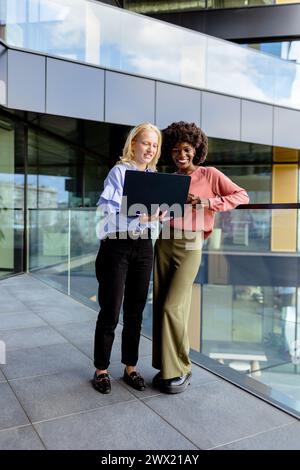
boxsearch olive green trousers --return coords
[152,230,202,379]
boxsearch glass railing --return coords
[28,205,300,417]
[1,0,300,109]
[196,205,300,417]
[28,208,99,305]
[204,204,300,253]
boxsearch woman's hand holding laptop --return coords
[139,207,169,224]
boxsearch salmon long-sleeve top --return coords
[170,166,249,239]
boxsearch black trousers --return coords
[94,236,153,370]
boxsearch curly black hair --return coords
[162,121,208,165]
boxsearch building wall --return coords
[1,46,300,150]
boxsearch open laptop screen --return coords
[122,170,191,217]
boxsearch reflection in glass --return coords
[0,113,24,277]
[207,209,270,252]
[214,165,272,203]
[202,284,297,371]
[120,11,206,87]
[29,208,100,303]
[245,40,300,65]
[28,130,84,208]
[70,209,99,306]
[1,0,300,108]
[208,139,273,165]
[29,209,70,293]
[206,37,276,103]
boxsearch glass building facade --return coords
[0,108,132,278]
[1,0,300,417]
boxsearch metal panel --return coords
[202,92,241,141]
[0,45,7,106]
[105,71,155,126]
[241,100,273,145]
[46,59,104,121]
[273,107,300,149]
[156,81,201,129]
[7,50,45,112]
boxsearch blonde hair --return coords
[119,123,162,171]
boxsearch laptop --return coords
[121,170,191,218]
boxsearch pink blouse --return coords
[170,166,249,239]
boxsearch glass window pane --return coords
[0,113,24,278]
[28,130,84,209]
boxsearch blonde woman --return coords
[93,123,163,394]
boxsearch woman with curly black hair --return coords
[152,121,249,394]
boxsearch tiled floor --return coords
[0,274,299,450]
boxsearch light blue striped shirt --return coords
[96,162,157,240]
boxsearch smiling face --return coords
[171,141,197,174]
[132,130,159,170]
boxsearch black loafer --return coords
[152,371,168,389]
[123,369,145,391]
[163,372,192,394]
[92,372,111,394]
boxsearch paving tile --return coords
[0,298,29,314]
[1,273,36,283]
[0,275,35,288]
[10,367,135,422]
[0,296,16,309]
[6,291,58,306]
[75,341,93,360]
[216,422,300,450]
[0,312,46,330]
[144,380,294,449]
[2,343,92,380]
[109,355,220,399]
[0,286,18,302]
[0,273,298,452]
[0,382,29,430]
[32,305,97,325]
[5,280,50,289]
[20,293,87,308]
[0,369,7,382]
[0,425,45,450]
[4,283,49,296]
[0,326,67,351]
[55,321,96,344]
[34,401,198,450]
[5,282,71,307]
